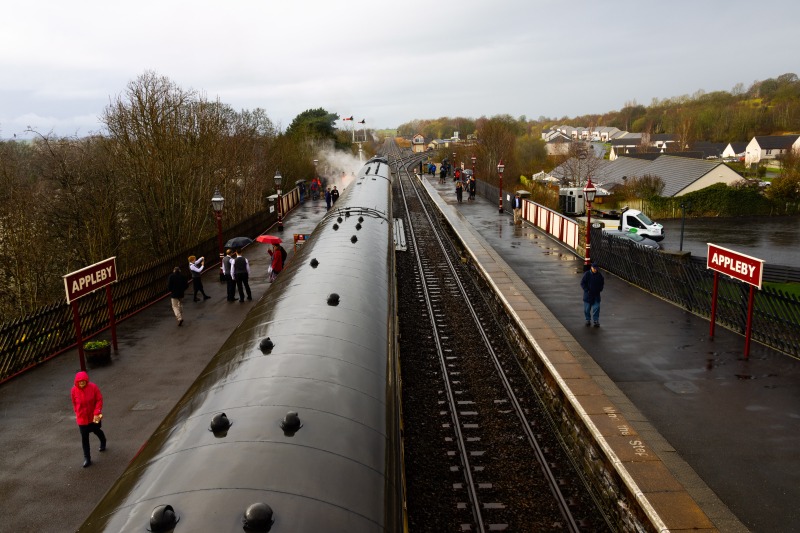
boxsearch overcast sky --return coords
[2,0,798,139]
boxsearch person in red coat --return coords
[71,371,106,468]
[268,243,284,283]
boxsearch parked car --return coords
[602,229,661,250]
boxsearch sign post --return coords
[706,244,764,359]
[64,257,119,370]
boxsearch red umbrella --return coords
[256,235,282,245]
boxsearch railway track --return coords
[385,144,608,531]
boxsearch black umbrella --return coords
[224,236,253,249]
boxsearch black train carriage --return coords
[79,156,404,532]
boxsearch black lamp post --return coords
[211,188,225,281]
[497,159,505,214]
[452,152,456,177]
[274,170,283,232]
[679,200,692,251]
[470,154,476,179]
[583,177,597,271]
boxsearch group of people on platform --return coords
[166,242,288,328]
[324,185,339,210]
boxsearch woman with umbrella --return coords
[268,243,284,282]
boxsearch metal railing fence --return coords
[0,192,298,383]
[591,229,800,358]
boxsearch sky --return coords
[2,0,798,140]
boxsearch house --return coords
[549,154,743,197]
[411,133,425,153]
[608,133,678,160]
[690,142,728,159]
[743,135,800,166]
[544,133,573,156]
[721,142,748,160]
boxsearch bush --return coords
[83,339,110,350]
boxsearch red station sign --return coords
[64,257,118,304]
[706,244,764,289]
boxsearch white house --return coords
[743,135,800,166]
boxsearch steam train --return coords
[79,156,404,532]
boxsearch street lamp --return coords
[583,177,597,271]
[497,159,505,214]
[211,188,225,281]
[274,170,283,232]
[452,152,456,177]
[679,201,692,251]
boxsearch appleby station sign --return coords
[64,257,118,303]
[63,257,119,370]
[706,244,764,289]
[706,244,765,358]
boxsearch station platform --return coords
[2,171,798,532]
[0,199,329,533]
[420,173,800,532]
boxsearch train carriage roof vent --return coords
[310,258,319,268]
[337,216,343,223]
[327,293,340,306]
[209,412,232,437]
[355,223,362,230]
[148,504,179,532]
[358,216,364,223]
[280,411,302,436]
[259,337,274,353]
[350,235,358,243]
[332,223,339,231]
[243,502,274,532]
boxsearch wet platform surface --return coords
[421,173,800,532]
[2,174,799,532]
[0,200,329,533]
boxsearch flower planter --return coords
[85,345,112,367]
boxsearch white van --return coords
[617,207,664,242]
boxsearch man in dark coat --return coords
[580,263,605,327]
[167,266,189,326]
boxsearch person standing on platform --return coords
[223,249,236,302]
[232,248,252,302]
[325,187,332,210]
[71,371,106,468]
[468,176,476,201]
[331,186,340,204]
[512,193,523,225]
[455,180,464,203]
[439,165,447,184]
[580,263,605,327]
[268,243,284,282]
[167,266,188,326]
[454,167,461,182]
[188,255,211,302]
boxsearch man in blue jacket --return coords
[580,263,605,327]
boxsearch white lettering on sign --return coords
[710,253,756,277]
[71,266,113,293]
[706,244,764,289]
[63,257,118,303]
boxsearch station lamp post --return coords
[497,159,505,214]
[274,170,284,232]
[211,188,225,281]
[471,154,476,179]
[452,151,456,176]
[583,177,597,271]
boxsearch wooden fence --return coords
[0,188,300,383]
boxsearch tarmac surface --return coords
[0,200,329,533]
[1,173,799,532]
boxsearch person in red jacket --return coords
[268,243,284,282]
[71,371,106,468]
